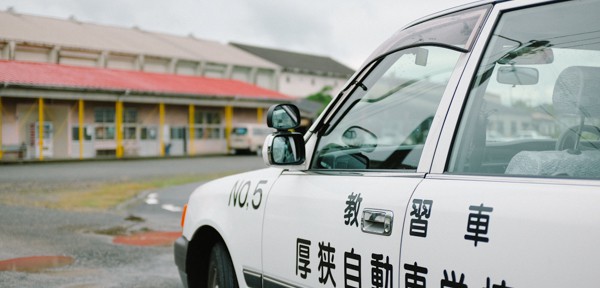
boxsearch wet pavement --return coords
[0,203,174,287]
[0,155,265,287]
[124,181,203,231]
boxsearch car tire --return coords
[207,242,238,288]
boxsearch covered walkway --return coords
[0,60,291,160]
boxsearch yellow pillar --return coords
[115,100,123,158]
[257,107,263,124]
[38,97,44,161]
[188,104,195,155]
[159,103,165,157]
[78,99,84,160]
[0,97,3,160]
[225,105,233,150]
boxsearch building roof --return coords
[230,43,354,77]
[0,10,278,69]
[0,60,291,100]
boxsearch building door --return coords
[169,126,187,156]
[71,125,94,158]
[139,126,159,156]
[29,121,53,159]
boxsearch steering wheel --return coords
[555,124,600,151]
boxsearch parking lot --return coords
[0,156,265,287]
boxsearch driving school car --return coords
[175,0,600,287]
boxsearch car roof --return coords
[403,0,500,30]
[352,0,562,81]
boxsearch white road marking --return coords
[145,193,159,205]
[161,204,183,212]
[144,192,182,212]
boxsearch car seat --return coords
[505,66,600,178]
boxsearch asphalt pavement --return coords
[125,181,204,231]
[0,155,266,288]
[0,155,266,183]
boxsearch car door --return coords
[256,7,491,288]
[401,1,600,287]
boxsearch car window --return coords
[311,46,461,170]
[232,128,248,135]
[448,0,600,179]
[308,6,491,171]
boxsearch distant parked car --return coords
[229,124,275,155]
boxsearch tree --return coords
[306,86,334,114]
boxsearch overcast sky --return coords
[0,0,473,69]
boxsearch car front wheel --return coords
[207,242,238,288]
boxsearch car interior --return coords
[449,0,600,179]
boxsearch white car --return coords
[175,1,600,287]
[230,124,276,155]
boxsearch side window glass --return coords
[312,46,461,170]
[448,0,600,179]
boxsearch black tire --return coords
[207,242,238,288]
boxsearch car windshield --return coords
[312,46,461,170]
[309,5,490,171]
[232,128,248,135]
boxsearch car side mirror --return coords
[342,126,377,152]
[265,133,305,165]
[263,104,306,167]
[267,104,300,130]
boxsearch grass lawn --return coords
[0,171,236,211]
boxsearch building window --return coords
[95,108,115,123]
[94,108,115,140]
[170,127,186,140]
[123,127,137,140]
[123,108,138,140]
[95,126,115,140]
[194,110,223,139]
[141,127,158,140]
[124,108,137,123]
[193,128,204,139]
[71,126,93,141]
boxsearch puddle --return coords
[93,226,129,236]
[124,214,145,222]
[113,231,181,246]
[0,255,75,272]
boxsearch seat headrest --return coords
[553,66,600,117]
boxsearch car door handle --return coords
[361,209,393,236]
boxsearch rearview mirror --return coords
[267,104,300,130]
[497,66,539,85]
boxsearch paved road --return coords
[126,181,204,231]
[0,155,265,183]
[0,156,266,288]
